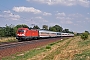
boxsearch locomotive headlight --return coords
[17,34,19,35]
[22,34,25,36]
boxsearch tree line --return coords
[0,24,81,37]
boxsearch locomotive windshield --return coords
[18,29,24,33]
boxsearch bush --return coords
[46,46,51,49]
[81,32,88,40]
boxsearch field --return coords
[2,35,90,60]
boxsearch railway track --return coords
[0,38,60,50]
[0,38,62,59]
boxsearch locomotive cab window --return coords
[18,29,24,33]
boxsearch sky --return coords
[0,0,90,33]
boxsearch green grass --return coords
[46,46,51,49]
[74,50,90,60]
[78,39,90,47]
[74,36,90,60]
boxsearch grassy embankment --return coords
[2,35,90,60]
[0,37,17,43]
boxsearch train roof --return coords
[39,30,54,32]
[38,30,62,34]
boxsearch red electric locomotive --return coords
[16,28,39,41]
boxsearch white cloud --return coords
[13,6,52,16]
[85,17,90,22]
[55,12,66,16]
[56,17,73,20]
[42,19,49,22]
[27,0,90,7]
[74,24,79,26]
[67,20,73,24]
[56,17,73,24]
[60,20,73,24]
[78,0,90,7]
[87,13,89,14]
[56,12,73,20]
[13,6,42,14]
[69,13,83,17]
[86,17,89,20]
[4,10,11,14]
[0,15,3,17]
[1,10,20,20]
[26,0,30,2]
[35,16,43,19]
[56,12,74,24]
[35,16,48,22]
[43,12,52,16]
[9,14,20,20]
